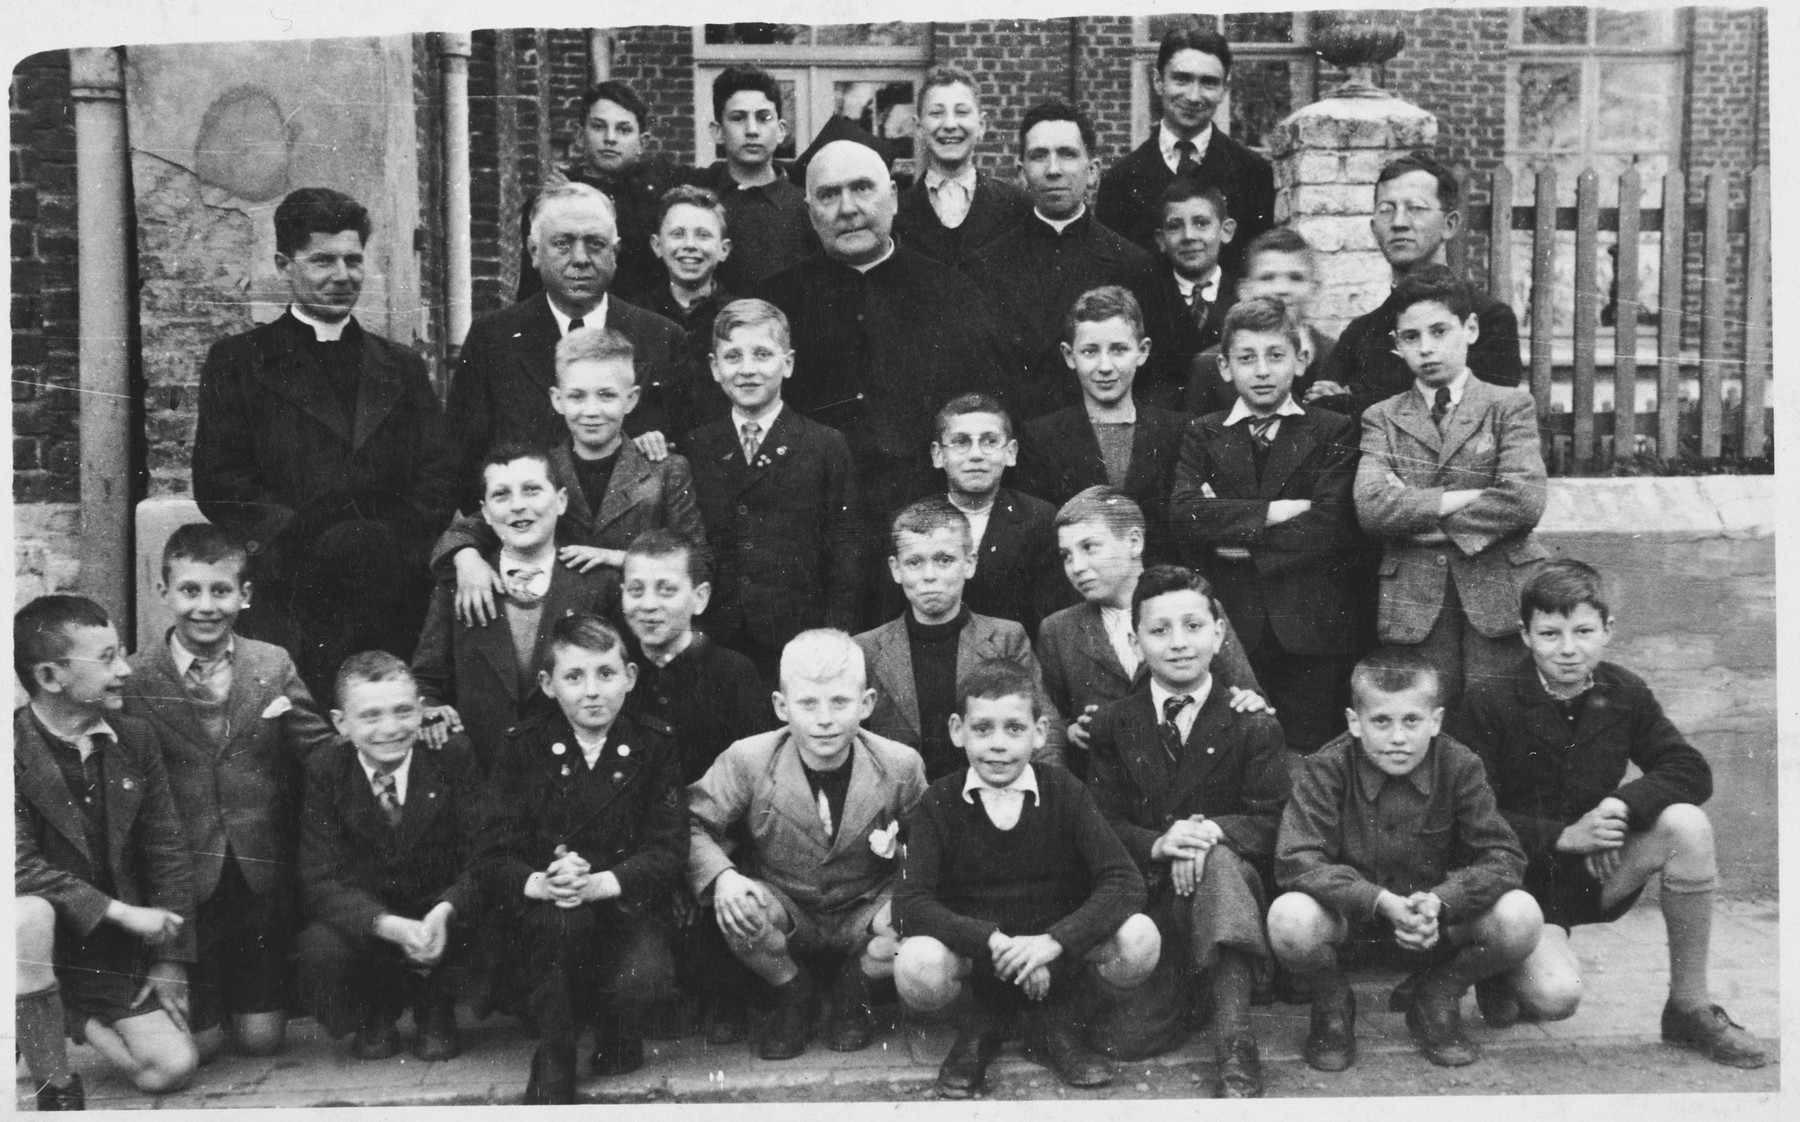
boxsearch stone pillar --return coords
[1267,95,1436,338]
[69,46,133,632]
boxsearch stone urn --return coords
[1313,17,1407,98]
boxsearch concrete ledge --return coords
[1539,475,1773,539]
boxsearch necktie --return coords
[1432,386,1452,429]
[502,565,545,607]
[741,420,763,465]
[932,177,971,229]
[816,788,834,839]
[568,315,585,334]
[1174,139,1200,179]
[1160,694,1193,766]
[373,771,402,828]
[183,655,225,705]
[1189,285,1211,332]
[1247,415,1278,451]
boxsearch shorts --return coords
[189,857,290,1031]
[54,920,154,1040]
[758,881,892,956]
[1528,853,1645,931]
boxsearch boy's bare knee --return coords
[1267,892,1333,960]
[1491,889,1545,955]
[1106,913,1162,986]
[234,1015,286,1057]
[133,1047,198,1094]
[894,938,961,1011]
[14,895,57,972]
[1655,803,1714,853]
[194,1026,228,1066]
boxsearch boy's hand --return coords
[1151,816,1220,864]
[132,962,190,1033]
[1382,470,1407,491]
[1066,705,1099,750]
[1404,892,1442,949]
[453,548,504,627]
[421,706,463,749]
[410,902,455,965]
[712,869,772,940]
[1438,489,1482,517]
[1585,849,1624,884]
[1020,965,1052,1002]
[577,871,623,903]
[107,901,184,947]
[994,933,1063,981]
[632,431,670,462]
[1304,380,1349,403]
[1226,686,1272,714]
[1266,499,1312,525]
[1170,853,1206,896]
[558,545,625,573]
[1558,797,1629,854]
[374,913,429,956]
[1375,890,1417,940]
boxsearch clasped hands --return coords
[524,844,622,910]
[987,929,1062,1002]
[1151,814,1226,897]
[1558,796,1631,884]
[374,900,456,966]
[1376,890,1444,951]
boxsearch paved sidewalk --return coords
[17,898,1780,1108]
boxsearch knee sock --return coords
[16,986,74,1086]
[1661,880,1715,1011]
[1212,950,1254,1037]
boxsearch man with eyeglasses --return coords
[1312,152,1523,419]
[447,182,687,510]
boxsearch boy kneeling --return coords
[894,661,1158,1097]
[1270,648,1541,1070]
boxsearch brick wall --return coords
[609,26,695,164]
[1071,16,1137,169]
[10,50,80,506]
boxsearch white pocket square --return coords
[261,697,293,719]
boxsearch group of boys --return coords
[15,23,1767,1113]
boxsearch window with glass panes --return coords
[1131,12,1320,151]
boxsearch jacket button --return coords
[737,504,749,515]
[1435,554,1447,566]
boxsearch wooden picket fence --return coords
[1445,165,1771,475]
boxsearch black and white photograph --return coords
[5,0,1785,1113]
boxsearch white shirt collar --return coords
[962,763,1040,804]
[1159,121,1214,174]
[1097,604,1140,677]
[358,748,415,804]
[925,165,977,193]
[290,304,352,342]
[573,728,608,769]
[1173,265,1223,304]
[169,631,235,678]
[1034,205,1086,235]
[1224,395,1306,427]
[547,293,608,337]
[848,240,897,274]
[1415,367,1473,409]
[732,399,783,436]
[30,702,117,752]
[1150,675,1214,726]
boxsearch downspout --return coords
[440,33,474,349]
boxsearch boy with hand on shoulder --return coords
[856,497,1066,781]
[123,523,335,1064]
[684,298,862,688]
[1169,298,1360,756]
[1036,486,1264,776]
[438,326,705,628]
[1019,287,1187,567]
[1353,267,1547,724]
[412,443,621,773]
[688,630,928,1061]
[1085,567,1289,1096]
[480,614,687,1103]
[895,661,1159,1097]
[15,595,200,1104]
[1457,561,1765,1066]
[296,654,486,1064]
[1270,649,1540,1072]
[1186,227,1339,415]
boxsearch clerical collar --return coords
[1414,367,1472,408]
[1159,120,1214,173]
[547,293,608,336]
[848,239,897,274]
[1035,206,1086,235]
[1174,265,1222,304]
[291,304,352,342]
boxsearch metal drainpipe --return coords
[440,33,474,349]
[589,30,612,83]
[69,46,133,630]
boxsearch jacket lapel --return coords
[13,714,96,864]
[251,318,353,442]
[594,440,652,534]
[870,622,921,742]
[1390,389,1443,456]
[1075,604,1131,689]
[135,636,216,755]
[736,409,800,495]
[465,593,524,702]
[1258,411,1320,496]
[349,333,406,451]
[1208,420,1262,498]
[978,493,1026,574]
[1120,693,1176,802]
[1167,689,1234,812]
[549,444,598,541]
[771,734,834,855]
[103,744,147,879]
[220,643,279,755]
[1061,410,1109,489]
[514,297,563,398]
[1436,380,1488,464]
[825,738,888,861]
[393,743,447,853]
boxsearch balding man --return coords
[447,183,686,505]
[757,140,1010,519]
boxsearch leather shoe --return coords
[1216,1033,1263,1098]
[1660,1001,1767,1069]
[1405,971,1478,1067]
[1474,975,1522,1029]
[1387,969,1421,1012]
[823,955,875,1052]
[1025,1008,1113,1088]
[758,970,816,1060]
[704,995,749,1046]
[1304,983,1356,1072]
[524,1041,579,1105]
[411,996,461,1062]
[589,1012,646,1078]
[936,1019,1001,1098]
[35,1073,84,1112]
[352,1016,402,1060]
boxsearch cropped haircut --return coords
[1349,647,1442,712]
[1018,99,1096,158]
[712,65,783,121]
[580,80,650,130]
[917,65,981,109]
[1130,564,1220,629]
[529,181,616,242]
[1053,485,1146,539]
[1377,150,1460,210]
[955,659,1042,720]
[712,297,791,350]
[656,184,729,236]
[1157,24,1233,75]
[1389,263,1475,323]
[333,649,415,710]
[161,522,250,585]
[1241,226,1317,279]
[274,187,371,258]
[479,441,558,497]
[1064,284,1147,344]
[1155,178,1230,229]
[890,496,974,557]
[779,628,866,692]
[1520,559,1611,627]
[541,613,625,676]
[14,594,112,696]
[555,326,637,384]
[624,528,711,588]
[1220,296,1306,355]
[934,392,1014,442]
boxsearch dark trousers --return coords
[1242,618,1351,755]
[294,920,467,1039]
[520,901,673,1047]
[190,857,289,1032]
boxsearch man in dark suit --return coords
[446,182,687,505]
[192,186,457,704]
[965,101,1159,425]
[296,653,486,1062]
[1095,26,1274,275]
[1315,153,1523,418]
[893,65,1029,272]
